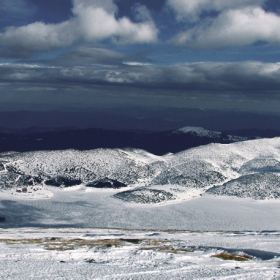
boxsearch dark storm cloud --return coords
[1,60,280,95]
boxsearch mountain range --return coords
[1,108,280,132]
[1,136,280,203]
[2,125,279,155]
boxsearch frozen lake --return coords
[1,186,280,231]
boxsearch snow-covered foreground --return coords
[0,227,279,279]
[1,194,280,278]
[1,137,280,278]
[1,186,280,279]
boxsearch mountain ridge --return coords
[0,125,269,155]
[1,137,280,203]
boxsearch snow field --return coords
[0,228,279,279]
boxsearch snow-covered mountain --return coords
[174,126,249,141]
[174,126,221,137]
[1,137,280,203]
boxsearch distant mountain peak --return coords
[174,126,250,142]
[174,126,221,138]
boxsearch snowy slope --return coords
[1,137,280,202]
[208,173,280,199]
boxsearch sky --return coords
[1,0,280,113]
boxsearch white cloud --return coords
[74,4,157,44]
[172,7,280,48]
[123,62,153,66]
[0,21,78,51]
[166,0,266,22]
[0,0,158,53]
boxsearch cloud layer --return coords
[1,0,280,113]
[1,53,280,93]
